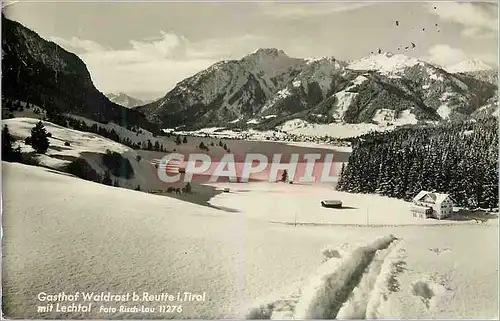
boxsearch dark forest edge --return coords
[337,117,498,210]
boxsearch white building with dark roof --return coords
[411,191,454,220]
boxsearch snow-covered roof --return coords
[413,191,451,205]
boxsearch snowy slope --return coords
[3,117,131,168]
[290,57,346,97]
[446,59,494,73]
[207,182,496,226]
[1,117,164,191]
[241,48,306,98]
[2,163,497,319]
[0,162,397,319]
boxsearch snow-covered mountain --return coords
[137,49,497,130]
[347,52,421,74]
[137,48,307,128]
[446,59,494,73]
[3,12,496,133]
[106,92,146,108]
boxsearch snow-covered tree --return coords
[30,121,49,154]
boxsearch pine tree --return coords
[2,125,21,162]
[392,151,410,199]
[175,135,182,145]
[480,160,498,210]
[30,121,50,154]
[2,125,14,160]
[376,161,394,196]
[337,118,497,210]
[338,163,345,183]
[183,136,188,144]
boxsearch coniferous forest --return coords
[337,117,498,210]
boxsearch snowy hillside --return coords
[65,114,162,147]
[260,57,350,117]
[3,117,131,168]
[2,163,498,319]
[1,117,161,191]
[106,92,146,108]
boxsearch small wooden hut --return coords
[321,200,343,208]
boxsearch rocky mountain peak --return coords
[247,48,289,59]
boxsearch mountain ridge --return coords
[106,92,149,108]
[1,15,158,132]
[137,49,498,129]
[2,15,496,134]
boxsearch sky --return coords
[4,0,499,100]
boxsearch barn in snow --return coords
[411,191,454,220]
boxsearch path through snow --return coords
[247,235,402,319]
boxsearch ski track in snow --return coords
[246,235,402,319]
[335,240,400,319]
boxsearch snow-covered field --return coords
[278,119,385,138]
[207,182,498,227]
[284,142,352,153]
[277,117,420,139]
[2,162,498,319]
